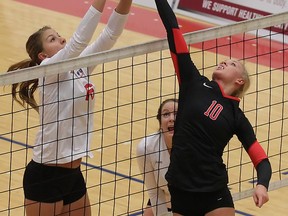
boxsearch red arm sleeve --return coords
[247,141,268,168]
[248,141,272,189]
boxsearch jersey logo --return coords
[203,82,213,89]
[71,68,85,78]
[84,83,94,101]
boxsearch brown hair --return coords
[6,26,51,112]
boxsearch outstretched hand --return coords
[253,184,269,208]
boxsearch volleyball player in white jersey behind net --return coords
[6,0,132,215]
[137,99,178,216]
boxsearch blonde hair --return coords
[234,62,250,98]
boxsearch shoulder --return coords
[40,58,72,83]
[40,58,50,65]
[235,107,255,134]
[136,132,161,155]
[235,107,248,122]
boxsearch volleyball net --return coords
[0,11,288,215]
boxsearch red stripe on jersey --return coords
[172,29,189,54]
[248,141,268,168]
[171,52,181,85]
[217,82,240,102]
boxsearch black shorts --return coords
[23,160,87,205]
[168,185,234,216]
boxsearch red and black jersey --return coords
[155,0,271,192]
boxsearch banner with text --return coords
[225,0,288,13]
[178,0,288,34]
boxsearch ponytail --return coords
[6,26,50,113]
[7,59,39,113]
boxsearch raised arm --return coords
[80,0,132,73]
[42,0,106,65]
[154,0,199,84]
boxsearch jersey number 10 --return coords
[204,100,223,121]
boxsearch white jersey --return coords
[33,6,129,164]
[136,132,171,215]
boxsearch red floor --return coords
[16,0,287,71]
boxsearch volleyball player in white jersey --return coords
[6,0,132,215]
[137,99,178,216]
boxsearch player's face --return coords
[40,28,67,58]
[160,101,178,137]
[212,59,244,84]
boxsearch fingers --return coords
[255,195,263,208]
[253,193,258,206]
[253,185,269,208]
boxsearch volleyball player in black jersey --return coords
[154,0,272,215]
